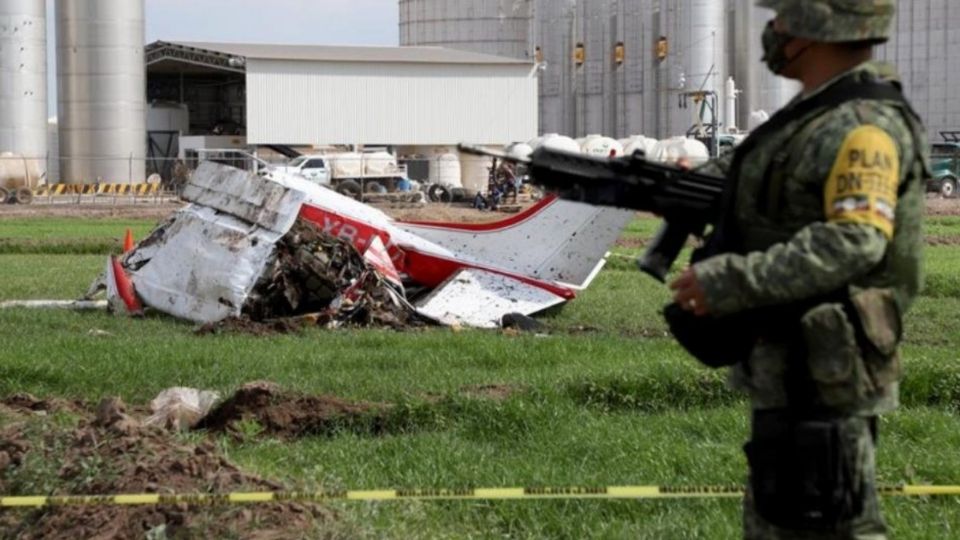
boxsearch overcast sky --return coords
[46,0,399,114]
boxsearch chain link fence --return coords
[0,153,529,206]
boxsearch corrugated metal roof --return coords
[162,41,532,66]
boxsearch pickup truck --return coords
[271,155,333,185]
[930,141,960,198]
[270,152,411,198]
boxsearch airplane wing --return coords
[414,268,566,329]
[395,196,634,289]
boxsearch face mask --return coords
[761,20,794,74]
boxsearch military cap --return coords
[757,0,895,43]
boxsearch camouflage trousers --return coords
[743,415,887,540]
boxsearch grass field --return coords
[1,213,960,538]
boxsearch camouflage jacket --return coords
[694,62,928,414]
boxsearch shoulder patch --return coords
[823,125,900,239]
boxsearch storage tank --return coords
[57,0,146,184]
[0,0,47,181]
[530,133,579,153]
[435,152,464,188]
[659,0,728,138]
[47,117,59,183]
[505,142,533,160]
[535,0,577,136]
[620,135,658,157]
[362,151,400,176]
[458,151,489,193]
[651,136,709,165]
[399,0,536,60]
[876,1,960,142]
[732,0,799,129]
[580,134,623,157]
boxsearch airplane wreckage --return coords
[83,162,634,330]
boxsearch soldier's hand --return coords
[669,268,710,316]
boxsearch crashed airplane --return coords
[93,162,633,329]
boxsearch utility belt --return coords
[664,287,903,411]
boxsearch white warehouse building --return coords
[145,41,538,148]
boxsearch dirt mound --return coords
[195,382,387,439]
[1,393,83,415]
[0,397,332,539]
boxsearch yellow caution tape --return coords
[2,484,959,508]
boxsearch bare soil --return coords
[0,381,530,538]
[2,197,957,222]
[0,203,183,221]
[382,202,532,223]
[926,235,960,246]
[194,381,387,439]
[0,395,333,540]
[925,197,960,216]
[194,317,305,337]
[459,384,520,402]
[0,200,528,224]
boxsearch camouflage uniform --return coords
[691,1,928,538]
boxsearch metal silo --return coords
[0,0,47,179]
[732,0,798,129]
[656,0,728,138]
[56,0,146,184]
[399,0,536,60]
[536,0,577,135]
[876,0,960,142]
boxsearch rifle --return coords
[459,144,726,282]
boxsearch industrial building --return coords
[145,41,536,148]
[4,0,536,186]
[144,41,537,190]
[400,0,958,143]
[2,0,958,187]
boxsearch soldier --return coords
[669,1,928,538]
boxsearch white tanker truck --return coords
[0,153,42,204]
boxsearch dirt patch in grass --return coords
[194,381,389,439]
[0,203,183,221]
[1,200,524,224]
[459,384,520,402]
[384,202,534,223]
[1,394,84,416]
[614,237,650,250]
[194,317,306,337]
[926,198,960,216]
[0,397,333,540]
[926,235,960,246]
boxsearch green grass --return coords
[1,215,959,538]
[0,218,159,255]
[924,215,960,237]
[0,218,158,239]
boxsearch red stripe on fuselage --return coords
[297,202,576,299]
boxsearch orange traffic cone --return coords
[109,255,143,316]
[123,228,135,253]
